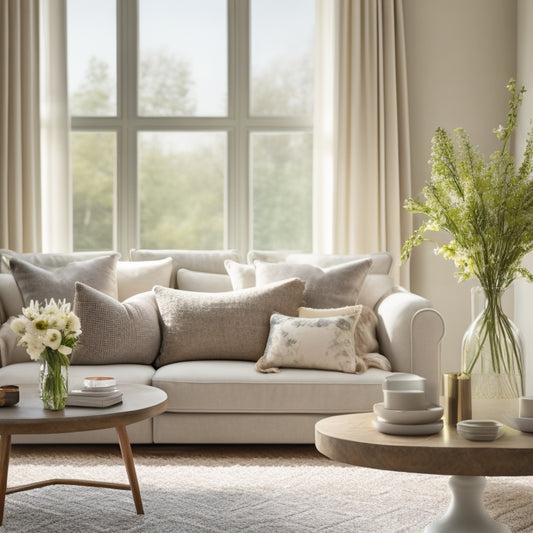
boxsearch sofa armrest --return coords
[375,287,445,405]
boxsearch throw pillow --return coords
[255,312,358,373]
[298,305,391,372]
[286,252,393,274]
[176,268,232,292]
[153,278,305,367]
[117,257,173,301]
[254,258,372,309]
[9,254,119,306]
[224,260,256,290]
[71,282,160,365]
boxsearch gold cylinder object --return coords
[457,375,472,422]
[444,373,459,425]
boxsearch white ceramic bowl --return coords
[456,419,503,441]
[519,396,533,418]
[383,373,426,392]
[383,389,427,411]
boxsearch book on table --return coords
[66,388,123,408]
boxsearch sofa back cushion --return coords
[153,278,305,367]
[71,283,160,365]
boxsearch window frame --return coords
[69,0,313,257]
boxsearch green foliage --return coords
[402,79,533,293]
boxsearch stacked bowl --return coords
[456,419,503,441]
[373,373,444,435]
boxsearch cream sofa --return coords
[0,249,444,444]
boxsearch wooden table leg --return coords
[115,425,144,514]
[0,434,12,527]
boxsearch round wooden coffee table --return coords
[316,412,533,533]
[0,384,167,526]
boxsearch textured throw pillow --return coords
[153,278,305,367]
[255,312,358,373]
[298,305,391,372]
[117,258,173,301]
[254,258,372,309]
[177,268,232,292]
[286,252,393,274]
[224,260,256,290]
[9,254,119,306]
[71,282,160,365]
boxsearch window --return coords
[67,0,314,255]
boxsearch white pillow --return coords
[255,311,360,374]
[117,258,173,301]
[176,268,232,292]
[224,260,255,290]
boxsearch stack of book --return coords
[66,376,123,408]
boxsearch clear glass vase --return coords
[39,354,69,410]
[462,288,523,417]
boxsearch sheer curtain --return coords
[0,0,42,252]
[313,0,411,286]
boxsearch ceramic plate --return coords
[373,402,444,425]
[504,413,533,433]
[372,417,443,436]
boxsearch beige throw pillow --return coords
[176,268,232,292]
[117,258,173,301]
[224,260,256,290]
[71,282,160,365]
[254,258,372,309]
[256,312,359,374]
[153,278,305,367]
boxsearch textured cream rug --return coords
[3,444,533,532]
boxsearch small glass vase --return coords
[462,287,524,420]
[39,353,69,410]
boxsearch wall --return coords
[403,0,517,378]
[515,0,533,394]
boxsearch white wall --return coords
[515,0,533,394]
[403,0,517,375]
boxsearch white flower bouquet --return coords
[11,299,82,409]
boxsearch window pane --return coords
[138,0,228,117]
[252,132,312,250]
[67,0,117,116]
[139,132,226,248]
[72,132,116,251]
[250,0,314,116]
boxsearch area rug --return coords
[3,444,533,532]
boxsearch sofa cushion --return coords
[0,318,31,366]
[117,258,173,301]
[254,258,371,309]
[71,283,160,365]
[246,250,293,265]
[153,278,305,367]
[256,312,359,373]
[286,252,393,274]
[0,273,23,321]
[176,268,232,292]
[224,260,255,290]
[9,254,119,306]
[151,360,392,414]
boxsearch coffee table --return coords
[315,412,533,533]
[0,384,167,526]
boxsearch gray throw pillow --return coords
[9,254,119,306]
[254,258,372,308]
[153,277,305,367]
[71,282,160,365]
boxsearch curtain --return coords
[313,0,411,286]
[40,0,71,252]
[0,0,42,252]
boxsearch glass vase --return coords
[39,354,69,410]
[462,287,524,420]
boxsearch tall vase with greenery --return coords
[401,79,533,406]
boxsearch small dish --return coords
[504,413,533,433]
[383,373,426,392]
[0,385,19,407]
[373,417,443,436]
[383,389,427,411]
[83,377,116,389]
[373,403,443,425]
[457,419,503,441]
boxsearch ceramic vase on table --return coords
[39,353,69,410]
[462,287,524,422]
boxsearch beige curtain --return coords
[313,0,411,286]
[0,0,42,252]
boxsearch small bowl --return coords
[457,419,503,441]
[83,377,116,389]
[383,389,427,411]
[383,373,426,392]
[519,396,533,418]
[0,385,19,407]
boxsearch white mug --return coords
[519,396,533,419]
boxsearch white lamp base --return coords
[425,476,510,533]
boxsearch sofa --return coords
[0,248,444,445]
